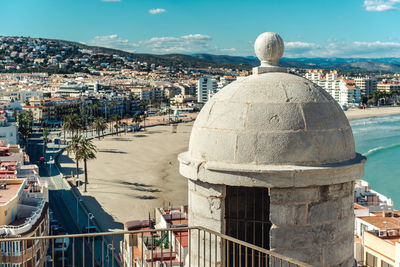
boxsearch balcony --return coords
[0,226,312,267]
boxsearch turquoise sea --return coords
[351,114,400,209]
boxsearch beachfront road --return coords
[28,131,120,266]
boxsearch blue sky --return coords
[1,0,400,57]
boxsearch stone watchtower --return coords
[178,32,365,266]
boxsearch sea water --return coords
[351,114,400,209]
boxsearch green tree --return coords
[92,117,107,139]
[66,135,82,179]
[132,114,142,131]
[76,137,97,193]
[42,128,50,155]
[17,111,33,149]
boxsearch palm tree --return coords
[110,114,120,135]
[63,114,81,138]
[132,114,142,131]
[17,111,33,150]
[66,135,82,179]
[76,137,97,193]
[92,117,107,139]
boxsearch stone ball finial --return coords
[254,32,284,67]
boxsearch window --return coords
[225,186,271,266]
[381,260,393,267]
[365,252,377,267]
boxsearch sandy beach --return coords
[59,122,193,231]
[345,106,400,120]
[58,106,400,231]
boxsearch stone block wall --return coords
[188,180,225,266]
[269,181,355,267]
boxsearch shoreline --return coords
[345,107,400,121]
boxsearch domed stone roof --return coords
[179,32,363,187]
[188,72,355,165]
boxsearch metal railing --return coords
[0,226,313,267]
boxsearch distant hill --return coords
[2,36,400,72]
[58,40,400,72]
[56,40,252,70]
[192,54,400,72]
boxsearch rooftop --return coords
[359,216,400,229]
[0,180,23,205]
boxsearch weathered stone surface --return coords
[256,131,318,164]
[302,102,350,130]
[322,239,353,266]
[188,180,225,198]
[270,187,320,204]
[190,190,224,221]
[336,256,355,267]
[189,212,225,233]
[272,247,322,267]
[340,194,355,220]
[307,200,340,224]
[189,127,236,162]
[324,182,353,199]
[270,217,353,249]
[204,101,248,130]
[234,132,257,164]
[283,79,328,103]
[270,203,306,225]
[246,103,305,131]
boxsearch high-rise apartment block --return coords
[354,77,377,97]
[197,77,217,103]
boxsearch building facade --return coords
[0,142,49,267]
[197,77,217,103]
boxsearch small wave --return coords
[363,143,400,157]
[351,114,400,127]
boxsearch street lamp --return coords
[76,197,82,226]
[49,156,53,176]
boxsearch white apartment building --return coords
[354,77,377,97]
[0,111,17,145]
[305,70,361,108]
[197,76,217,103]
[131,87,164,102]
[339,79,361,107]
[377,81,400,92]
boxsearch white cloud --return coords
[88,33,237,55]
[149,8,166,14]
[135,34,235,54]
[363,0,400,11]
[284,40,400,58]
[88,34,137,52]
